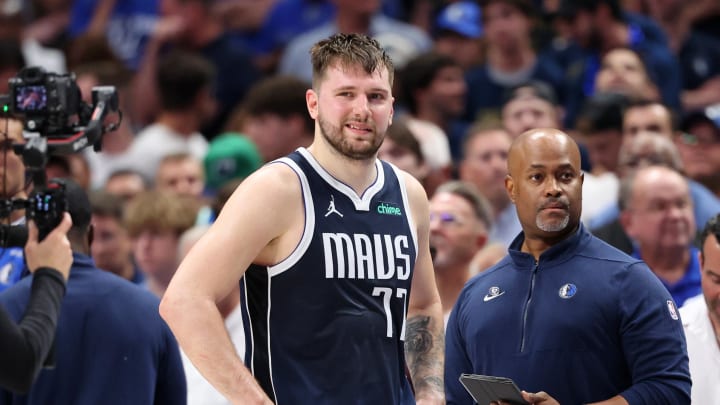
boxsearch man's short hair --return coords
[681,108,720,134]
[59,178,93,233]
[310,33,394,89]
[502,80,558,108]
[239,76,314,134]
[385,118,424,164]
[124,191,198,237]
[400,52,459,114]
[623,99,680,132]
[89,190,125,222]
[156,50,215,111]
[576,92,630,135]
[700,214,720,260]
[435,180,494,230]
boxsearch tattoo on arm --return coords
[405,315,445,396]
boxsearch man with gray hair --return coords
[429,180,500,325]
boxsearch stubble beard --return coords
[318,114,383,161]
[536,210,570,233]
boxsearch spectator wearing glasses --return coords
[429,180,497,327]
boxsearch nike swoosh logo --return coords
[483,292,505,302]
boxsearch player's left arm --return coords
[402,172,445,404]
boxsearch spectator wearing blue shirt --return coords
[0,180,186,404]
[619,165,702,307]
[645,0,720,111]
[69,0,159,70]
[554,0,682,127]
[463,0,564,125]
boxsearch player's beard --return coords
[318,115,383,161]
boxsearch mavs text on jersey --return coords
[242,148,418,404]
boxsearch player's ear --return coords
[306,89,318,119]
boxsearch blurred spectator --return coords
[72,58,137,190]
[594,47,660,101]
[45,155,91,192]
[619,165,701,307]
[464,0,564,126]
[591,133,720,252]
[432,1,484,70]
[124,190,198,297]
[278,0,431,83]
[556,0,681,126]
[498,80,606,179]
[22,0,72,49]
[681,213,720,405]
[400,51,468,162]
[221,0,335,74]
[68,0,159,69]
[377,119,432,193]
[676,108,720,198]
[89,190,144,284]
[154,153,205,199]
[645,0,720,111]
[458,124,519,247]
[501,80,562,138]
[429,180,494,326]
[131,0,260,138]
[378,119,428,178]
[226,76,314,163]
[124,50,213,182]
[203,132,263,194]
[104,169,148,205]
[576,92,630,175]
[155,152,213,224]
[574,92,628,223]
[0,180,187,404]
[0,8,66,74]
[403,117,453,192]
[622,99,677,139]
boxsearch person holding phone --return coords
[445,129,691,404]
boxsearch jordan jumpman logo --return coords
[325,195,343,217]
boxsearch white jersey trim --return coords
[268,158,315,278]
[297,147,384,211]
[388,163,418,255]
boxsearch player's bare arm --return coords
[401,172,445,403]
[160,163,304,405]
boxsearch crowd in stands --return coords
[1,0,720,403]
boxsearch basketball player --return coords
[160,34,445,404]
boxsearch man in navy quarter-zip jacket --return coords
[445,129,690,404]
[0,179,186,405]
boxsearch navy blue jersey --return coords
[241,148,418,404]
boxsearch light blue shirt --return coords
[488,203,522,248]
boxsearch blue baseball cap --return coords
[435,1,483,39]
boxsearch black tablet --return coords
[458,374,529,405]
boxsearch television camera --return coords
[0,66,121,247]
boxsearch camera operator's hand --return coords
[25,213,73,281]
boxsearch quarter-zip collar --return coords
[507,223,590,269]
